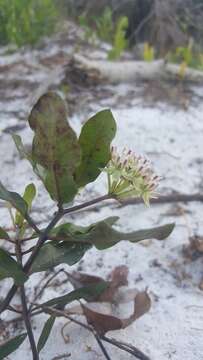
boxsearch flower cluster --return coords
[105,146,161,205]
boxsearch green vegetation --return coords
[143,43,155,62]
[78,7,114,44]
[166,41,203,79]
[78,7,128,60]
[168,40,203,72]
[93,6,114,43]
[0,91,174,359]
[108,16,129,60]
[0,0,58,47]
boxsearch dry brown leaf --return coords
[82,290,151,335]
[183,235,203,261]
[199,280,203,291]
[83,305,122,335]
[70,271,104,288]
[122,291,151,328]
[70,265,129,303]
[108,265,129,287]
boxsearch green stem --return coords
[15,230,39,360]
[0,194,112,314]
[62,194,111,215]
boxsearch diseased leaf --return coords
[75,109,116,186]
[51,218,175,250]
[30,241,91,273]
[15,183,36,228]
[41,282,108,308]
[0,227,10,240]
[83,291,151,335]
[0,181,28,216]
[28,92,81,204]
[37,316,55,353]
[0,333,27,359]
[0,248,28,285]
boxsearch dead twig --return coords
[52,353,71,360]
[61,321,71,343]
[42,306,150,360]
[102,336,150,360]
[75,193,203,215]
[29,269,64,312]
[118,193,203,207]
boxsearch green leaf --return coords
[86,221,175,249]
[108,16,128,60]
[37,315,55,353]
[0,227,10,240]
[0,181,28,216]
[22,183,36,210]
[51,218,175,250]
[12,133,33,163]
[30,241,91,273]
[0,248,28,284]
[75,109,116,187]
[0,333,27,359]
[15,183,36,228]
[51,216,119,241]
[41,281,108,308]
[28,92,81,204]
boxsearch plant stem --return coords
[102,336,151,360]
[0,210,62,314]
[15,231,39,360]
[24,210,63,273]
[20,287,39,359]
[24,214,41,235]
[29,269,64,312]
[42,307,112,360]
[62,194,111,215]
[0,194,111,314]
[41,307,148,360]
[93,331,112,360]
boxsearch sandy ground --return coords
[0,24,203,360]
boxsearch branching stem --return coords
[15,230,39,360]
[0,194,112,314]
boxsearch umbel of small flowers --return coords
[104,146,161,206]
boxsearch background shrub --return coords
[0,0,58,47]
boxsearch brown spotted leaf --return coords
[28,92,81,204]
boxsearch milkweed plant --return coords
[0,92,174,359]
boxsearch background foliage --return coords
[0,0,58,47]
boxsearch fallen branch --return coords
[73,54,203,83]
[119,193,203,207]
